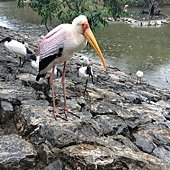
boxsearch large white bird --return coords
[36,15,106,120]
[78,65,93,93]
[0,37,35,67]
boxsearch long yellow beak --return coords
[84,28,106,69]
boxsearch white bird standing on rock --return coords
[0,37,36,67]
[78,65,94,93]
[123,4,129,12]
[136,70,143,84]
[30,55,62,77]
[77,54,90,66]
[30,55,40,70]
[36,15,106,120]
[29,55,62,97]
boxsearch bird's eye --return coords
[82,23,85,27]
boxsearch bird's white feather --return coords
[78,55,90,66]
[39,15,88,75]
[31,55,58,76]
[4,40,27,56]
[79,66,93,79]
[136,70,144,78]
[31,55,40,70]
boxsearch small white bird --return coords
[29,55,62,77]
[30,55,40,71]
[77,55,90,66]
[123,4,129,12]
[136,70,144,84]
[78,65,94,93]
[0,37,35,67]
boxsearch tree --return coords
[18,0,125,32]
[149,0,160,16]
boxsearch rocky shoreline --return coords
[1,26,170,170]
[107,13,170,27]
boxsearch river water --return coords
[0,1,170,89]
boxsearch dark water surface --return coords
[0,1,170,89]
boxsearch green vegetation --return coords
[17,0,168,31]
[125,0,168,6]
[17,0,126,31]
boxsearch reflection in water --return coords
[0,1,170,89]
[92,10,170,89]
[0,1,47,36]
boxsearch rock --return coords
[60,141,169,170]
[76,96,87,107]
[94,115,129,136]
[132,134,154,153]
[0,134,37,169]
[114,16,170,27]
[0,100,14,123]
[153,147,170,165]
[16,73,47,91]
[139,90,161,102]
[121,91,142,104]
[58,98,81,112]
[0,81,37,105]
[155,100,170,109]
[1,26,170,169]
[43,159,63,170]
[91,101,116,116]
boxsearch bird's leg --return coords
[21,56,29,68]
[61,61,68,119]
[50,66,64,120]
[21,58,27,68]
[140,77,142,84]
[84,79,89,95]
[50,67,67,121]
[19,57,22,67]
[50,66,57,116]
[61,61,80,119]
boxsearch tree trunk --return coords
[149,0,160,16]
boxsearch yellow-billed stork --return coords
[36,15,106,119]
[0,37,36,67]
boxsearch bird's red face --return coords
[82,21,106,69]
[82,22,90,33]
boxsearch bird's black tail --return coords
[36,73,46,81]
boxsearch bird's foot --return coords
[83,89,89,96]
[18,63,22,67]
[51,107,80,121]
[52,109,68,121]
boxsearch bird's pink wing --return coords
[39,25,66,59]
